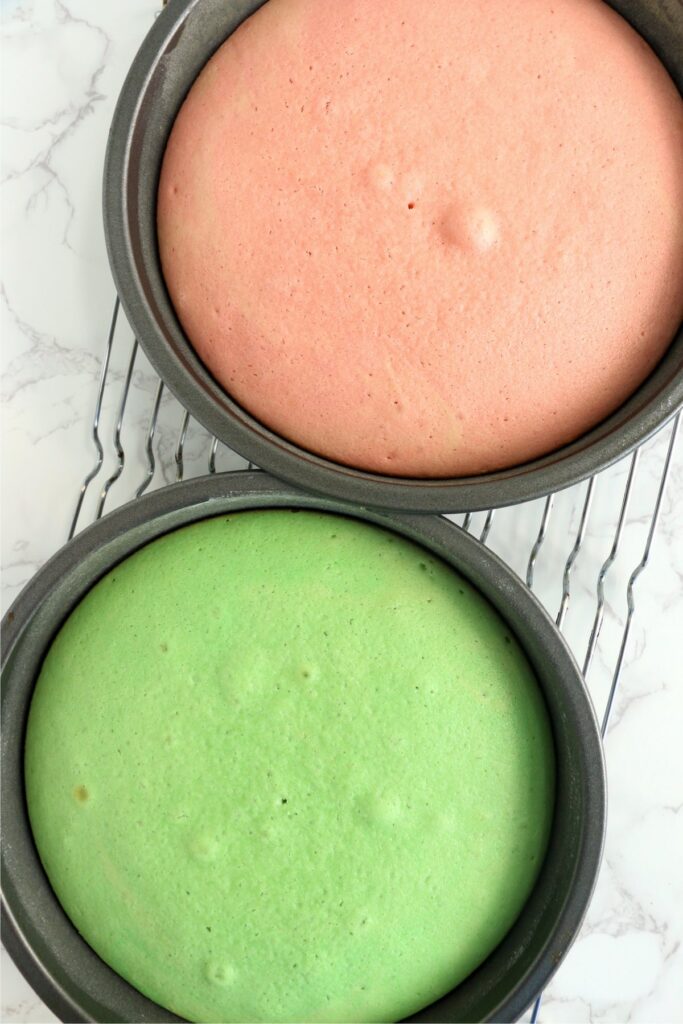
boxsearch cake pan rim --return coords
[1,471,606,1024]
[102,0,683,514]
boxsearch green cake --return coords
[25,510,555,1023]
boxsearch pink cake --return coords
[158,0,683,477]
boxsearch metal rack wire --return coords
[62,290,680,1021]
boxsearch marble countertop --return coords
[2,2,682,1022]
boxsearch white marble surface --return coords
[2,3,682,1022]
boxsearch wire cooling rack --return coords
[64,293,680,1022]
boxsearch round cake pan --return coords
[103,0,683,514]
[1,472,605,1023]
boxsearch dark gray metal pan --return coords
[1,472,605,1023]
[103,0,683,513]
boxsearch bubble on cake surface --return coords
[204,960,237,987]
[440,203,500,251]
[468,207,500,250]
[358,790,404,827]
[429,809,457,836]
[188,834,219,863]
[222,648,271,705]
[367,161,395,191]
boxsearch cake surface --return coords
[158,0,683,477]
[26,511,554,1023]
